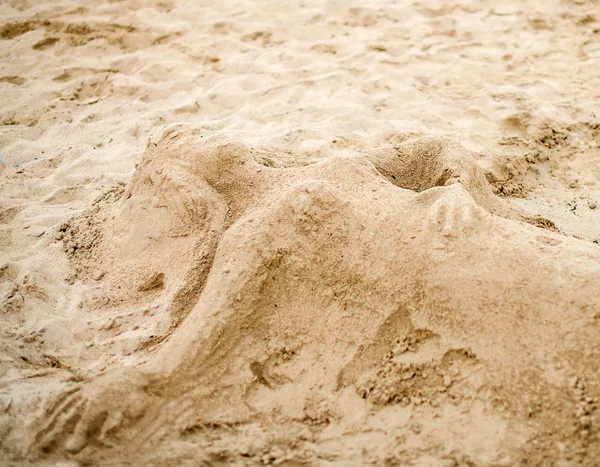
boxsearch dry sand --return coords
[1,0,600,466]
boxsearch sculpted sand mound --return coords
[8,127,600,465]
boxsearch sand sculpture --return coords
[21,126,600,464]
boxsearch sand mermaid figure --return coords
[28,126,600,463]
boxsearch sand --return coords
[1,0,600,466]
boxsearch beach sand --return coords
[1,0,600,465]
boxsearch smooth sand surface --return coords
[1,1,600,465]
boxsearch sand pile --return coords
[2,127,599,465]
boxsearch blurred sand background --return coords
[1,0,600,465]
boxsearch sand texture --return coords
[1,0,600,466]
